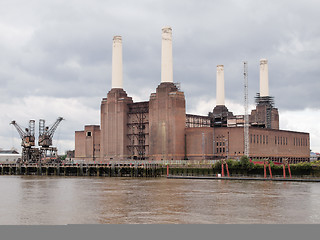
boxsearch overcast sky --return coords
[1,0,320,154]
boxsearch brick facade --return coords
[75,88,310,163]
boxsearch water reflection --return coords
[0,176,319,224]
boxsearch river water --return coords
[0,175,320,224]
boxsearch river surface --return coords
[0,175,320,224]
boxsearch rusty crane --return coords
[10,117,64,164]
[10,120,40,163]
[38,117,64,163]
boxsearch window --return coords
[86,131,92,137]
[254,135,256,143]
[266,136,268,144]
[260,135,262,144]
[263,135,265,144]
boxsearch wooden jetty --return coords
[0,162,164,177]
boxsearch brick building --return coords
[75,27,310,163]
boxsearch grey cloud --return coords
[1,0,320,152]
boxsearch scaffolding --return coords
[254,94,275,129]
[186,114,211,128]
[127,102,149,160]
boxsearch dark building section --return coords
[127,101,149,160]
[210,105,234,127]
[250,94,279,129]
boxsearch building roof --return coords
[0,149,19,154]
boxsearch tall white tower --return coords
[260,59,269,97]
[216,65,225,106]
[112,36,123,89]
[161,27,173,83]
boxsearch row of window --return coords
[216,142,225,147]
[216,135,227,147]
[294,137,308,147]
[216,147,226,153]
[274,136,288,145]
[250,134,269,145]
[250,134,308,147]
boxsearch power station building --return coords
[75,27,310,163]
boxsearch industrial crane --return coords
[10,120,40,163]
[10,120,35,148]
[38,117,64,163]
[38,117,64,148]
[10,117,64,164]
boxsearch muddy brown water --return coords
[0,175,319,224]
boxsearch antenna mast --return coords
[244,61,249,157]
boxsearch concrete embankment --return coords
[167,175,320,182]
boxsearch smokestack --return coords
[216,65,225,106]
[260,59,269,97]
[112,36,123,89]
[161,27,173,83]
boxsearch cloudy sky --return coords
[1,0,320,154]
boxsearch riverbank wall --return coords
[1,161,320,178]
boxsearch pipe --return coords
[226,162,230,177]
[288,164,292,178]
[221,163,225,177]
[268,163,272,179]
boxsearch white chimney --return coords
[112,36,123,89]
[260,59,269,97]
[161,27,173,83]
[216,65,225,106]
